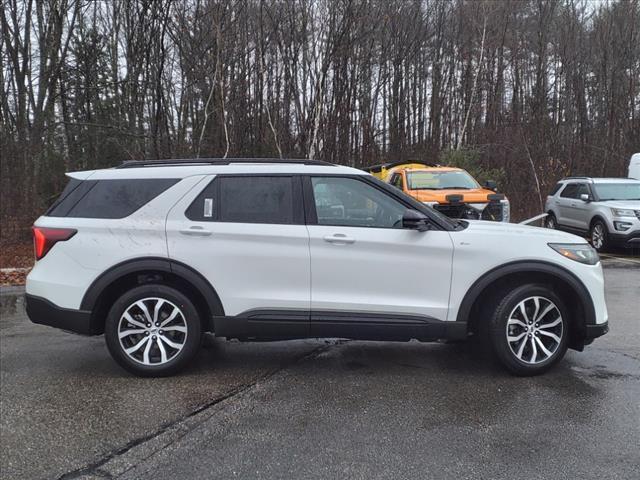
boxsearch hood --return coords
[461,220,585,243]
[595,200,640,209]
[408,187,501,204]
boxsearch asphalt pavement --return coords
[1,258,638,480]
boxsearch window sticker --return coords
[204,198,213,218]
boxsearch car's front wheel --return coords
[487,284,569,376]
[105,284,202,377]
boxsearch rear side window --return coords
[47,178,178,219]
[185,175,301,224]
[549,183,563,196]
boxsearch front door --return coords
[304,175,454,338]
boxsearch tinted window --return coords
[549,183,563,196]
[311,177,406,228]
[575,184,590,198]
[186,179,217,221]
[560,184,578,198]
[49,179,178,219]
[220,176,295,224]
[187,176,299,224]
[47,178,97,216]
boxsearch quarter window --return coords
[47,178,178,219]
[310,177,406,228]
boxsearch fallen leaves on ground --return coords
[0,243,33,285]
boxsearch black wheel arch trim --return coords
[456,260,596,326]
[80,257,225,317]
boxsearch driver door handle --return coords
[323,234,355,244]
[179,226,212,237]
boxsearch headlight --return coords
[611,208,635,217]
[548,243,599,265]
[501,199,510,223]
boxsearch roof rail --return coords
[116,158,334,169]
[563,176,592,180]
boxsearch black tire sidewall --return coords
[105,284,202,377]
[489,284,569,376]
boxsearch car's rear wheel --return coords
[544,212,557,229]
[487,284,569,376]
[589,220,609,252]
[105,284,202,377]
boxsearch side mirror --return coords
[580,193,591,202]
[484,180,497,191]
[402,209,430,232]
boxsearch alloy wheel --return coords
[545,216,555,229]
[591,224,605,250]
[118,297,188,365]
[505,296,563,364]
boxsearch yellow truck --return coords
[364,161,510,222]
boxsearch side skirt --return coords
[213,309,467,342]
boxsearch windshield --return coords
[593,183,640,201]
[407,171,480,190]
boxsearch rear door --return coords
[166,174,310,337]
[304,175,454,338]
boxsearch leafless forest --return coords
[1,0,639,243]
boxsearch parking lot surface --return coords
[1,259,638,479]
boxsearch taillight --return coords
[32,227,77,260]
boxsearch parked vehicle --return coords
[629,153,640,179]
[26,158,608,377]
[364,162,510,222]
[544,177,640,251]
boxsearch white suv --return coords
[26,159,609,377]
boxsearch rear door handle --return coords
[323,234,355,244]
[179,226,212,237]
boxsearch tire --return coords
[105,284,202,377]
[589,219,609,252]
[544,212,557,229]
[486,284,569,376]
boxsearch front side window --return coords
[406,170,479,190]
[390,173,404,190]
[187,176,298,224]
[560,184,578,198]
[311,177,406,228]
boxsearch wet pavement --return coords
[1,259,638,479]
